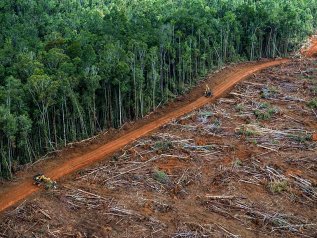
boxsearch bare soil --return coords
[0,58,316,238]
[302,36,317,58]
[0,59,288,214]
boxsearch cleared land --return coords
[0,58,316,238]
[0,59,288,214]
[303,36,317,58]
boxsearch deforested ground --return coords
[0,58,316,238]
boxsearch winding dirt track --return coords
[0,59,289,213]
[303,37,317,58]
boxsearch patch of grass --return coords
[254,110,269,120]
[237,127,257,137]
[260,88,271,99]
[153,169,169,184]
[288,134,312,143]
[246,138,258,145]
[260,87,278,99]
[271,139,279,145]
[268,180,289,194]
[154,140,173,152]
[259,102,270,109]
[254,105,278,120]
[233,159,243,167]
[307,98,317,109]
[235,104,245,112]
[212,118,221,128]
[312,86,317,95]
[269,85,279,94]
[199,111,213,117]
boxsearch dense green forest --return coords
[0,0,316,178]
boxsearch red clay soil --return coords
[0,59,289,213]
[302,36,317,58]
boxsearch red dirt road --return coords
[303,36,317,58]
[0,59,289,214]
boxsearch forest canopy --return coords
[0,0,316,178]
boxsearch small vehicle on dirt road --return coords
[204,84,213,97]
[33,174,57,190]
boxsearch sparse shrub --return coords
[271,139,279,145]
[288,134,312,143]
[237,127,257,136]
[153,169,169,184]
[199,111,213,118]
[312,86,317,95]
[268,180,289,193]
[233,159,243,167]
[269,86,279,94]
[154,140,173,152]
[260,88,271,99]
[260,86,279,99]
[111,155,119,161]
[235,104,245,112]
[259,102,270,109]
[212,118,221,129]
[254,110,268,120]
[246,138,258,145]
[254,105,278,120]
[268,107,279,115]
[307,98,317,109]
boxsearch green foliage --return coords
[260,88,271,99]
[0,0,316,178]
[268,180,289,194]
[288,134,312,143]
[248,138,258,145]
[307,98,317,109]
[154,140,173,152]
[254,104,278,120]
[153,169,169,184]
[235,104,245,112]
[233,159,243,167]
[312,86,317,96]
[237,127,257,137]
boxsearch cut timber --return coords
[0,59,289,214]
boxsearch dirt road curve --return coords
[303,36,317,58]
[0,59,289,213]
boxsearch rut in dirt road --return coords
[0,59,289,214]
